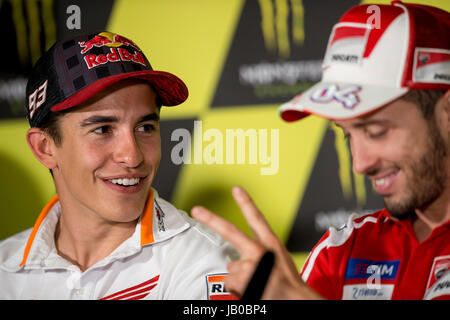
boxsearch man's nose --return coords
[113,131,144,168]
[351,138,379,175]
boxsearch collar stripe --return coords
[19,195,59,267]
[140,189,155,246]
[20,189,156,267]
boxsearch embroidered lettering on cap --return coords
[323,25,368,68]
[310,84,361,109]
[84,48,146,70]
[28,79,48,120]
[413,48,450,84]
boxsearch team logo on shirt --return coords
[424,269,450,300]
[425,255,450,293]
[100,275,159,300]
[206,273,238,300]
[155,200,165,232]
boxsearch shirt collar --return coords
[18,188,190,270]
[379,207,450,240]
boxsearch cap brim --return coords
[51,70,188,112]
[279,81,408,122]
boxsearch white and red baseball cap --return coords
[279,1,450,122]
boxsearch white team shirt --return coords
[0,189,237,300]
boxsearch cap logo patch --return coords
[78,31,141,54]
[84,47,146,70]
[323,24,369,68]
[78,32,147,70]
[413,48,450,84]
[310,84,361,109]
[28,79,48,120]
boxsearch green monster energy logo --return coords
[258,0,305,58]
[7,0,56,66]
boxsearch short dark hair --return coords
[401,89,446,121]
[38,109,68,147]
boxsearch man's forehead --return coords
[333,98,408,128]
[58,96,160,128]
[333,96,428,130]
[62,82,159,116]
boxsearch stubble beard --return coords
[384,120,448,219]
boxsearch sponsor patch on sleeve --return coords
[206,273,239,300]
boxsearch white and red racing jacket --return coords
[300,209,450,300]
[0,189,237,300]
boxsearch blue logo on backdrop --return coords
[345,258,400,280]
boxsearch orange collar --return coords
[20,189,155,267]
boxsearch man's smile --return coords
[101,175,148,194]
[370,168,400,195]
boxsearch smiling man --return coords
[191,2,450,300]
[333,92,448,226]
[0,32,236,300]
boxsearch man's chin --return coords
[384,197,415,220]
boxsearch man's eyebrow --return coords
[334,119,389,130]
[352,119,390,128]
[138,112,160,123]
[80,115,119,127]
[79,112,160,127]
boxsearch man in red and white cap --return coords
[192,1,450,300]
[0,31,237,300]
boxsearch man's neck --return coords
[54,203,138,272]
[413,190,450,242]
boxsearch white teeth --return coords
[375,178,387,186]
[110,178,140,186]
[374,172,397,187]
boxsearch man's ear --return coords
[26,128,58,169]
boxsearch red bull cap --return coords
[279,1,450,122]
[25,31,188,127]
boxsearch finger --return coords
[226,259,260,296]
[232,186,277,244]
[241,251,275,300]
[191,206,262,257]
[227,259,258,274]
[224,272,248,298]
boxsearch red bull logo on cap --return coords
[78,32,147,70]
[78,31,141,54]
[83,47,146,70]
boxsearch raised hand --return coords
[191,186,323,300]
